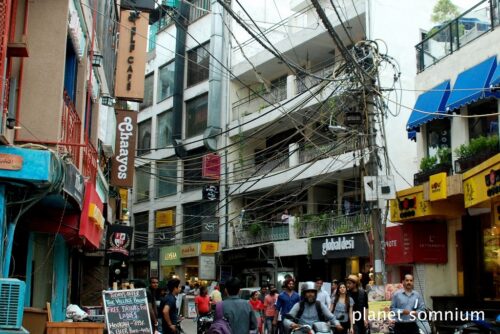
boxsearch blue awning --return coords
[408,130,417,142]
[446,56,497,111]
[406,80,451,131]
[490,61,500,88]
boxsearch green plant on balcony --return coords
[419,155,438,172]
[454,135,499,172]
[248,222,263,238]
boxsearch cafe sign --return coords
[201,242,219,254]
[160,245,181,266]
[180,243,199,258]
[429,172,447,201]
[463,154,500,208]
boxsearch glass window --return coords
[133,212,149,250]
[135,164,150,202]
[185,93,208,138]
[468,100,498,139]
[183,148,206,192]
[140,73,154,109]
[138,119,152,155]
[158,61,175,102]
[157,160,177,197]
[157,110,173,148]
[182,202,217,243]
[426,119,451,157]
[187,42,210,87]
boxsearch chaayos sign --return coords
[106,225,133,261]
[111,110,137,188]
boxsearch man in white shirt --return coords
[315,277,332,311]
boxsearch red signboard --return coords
[79,181,104,249]
[385,223,447,265]
[202,153,221,180]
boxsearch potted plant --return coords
[454,135,499,172]
[414,147,452,185]
[248,222,263,238]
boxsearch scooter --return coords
[197,312,214,334]
[285,314,333,334]
[453,313,500,334]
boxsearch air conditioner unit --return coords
[0,279,26,330]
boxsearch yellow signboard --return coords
[201,242,219,254]
[156,209,174,228]
[463,154,500,208]
[390,185,463,222]
[180,243,200,258]
[429,172,447,201]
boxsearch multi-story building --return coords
[389,0,500,313]
[0,0,118,323]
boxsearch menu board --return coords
[102,288,152,334]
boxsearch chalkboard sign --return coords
[102,288,152,334]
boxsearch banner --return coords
[115,10,149,101]
[111,110,137,188]
[106,225,133,260]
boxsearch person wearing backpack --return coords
[222,277,257,333]
[284,282,342,332]
[346,275,368,334]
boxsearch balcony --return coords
[234,222,290,246]
[416,0,500,72]
[294,213,370,238]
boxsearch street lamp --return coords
[91,53,104,67]
[101,95,115,107]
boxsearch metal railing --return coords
[416,0,499,72]
[297,61,335,94]
[236,223,290,246]
[83,142,98,185]
[295,213,370,239]
[234,152,290,179]
[60,91,82,165]
[189,0,211,22]
[298,137,366,163]
[232,78,288,119]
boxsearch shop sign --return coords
[156,209,174,228]
[106,225,133,260]
[311,233,369,260]
[385,223,447,264]
[463,154,500,208]
[0,153,22,170]
[201,217,219,242]
[160,245,181,266]
[199,255,216,280]
[202,153,221,180]
[79,181,104,249]
[201,242,219,254]
[202,185,219,201]
[180,243,199,258]
[115,10,148,101]
[111,110,137,188]
[63,162,85,209]
[429,172,447,201]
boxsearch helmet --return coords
[301,281,317,294]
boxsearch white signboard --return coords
[363,175,396,201]
[199,255,216,280]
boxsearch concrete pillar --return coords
[451,107,469,170]
[289,143,299,167]
[287,74,296,99]
[337,180,344,216]
[289,216,297,240]
[307,187,316,214]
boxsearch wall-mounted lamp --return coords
[101,95,116,107]
[92,53,104,67]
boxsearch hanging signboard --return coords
[199,255,216,280]
[106,225,133,260]
[102,288,152,334]
[111,110,137,188]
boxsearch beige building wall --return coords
[19,0,68,143]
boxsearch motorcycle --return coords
[197,312,214,334]
[285,314,333,334]
[453,313,500,334]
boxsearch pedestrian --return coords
[210,285,223,306]
[259,285,269,303]
[160,278,181,334]
[195,286,211,318]
[273,278,300,334]
[147,277,160,332]
[390,274,425,334]
[264,288,278,334]
[249,290,264,333]
[332,282,354,334]
[331,279,339,300]
[193,283,200,296]
[222,277,258,333]
[281,209,290,224]
[346,274,368,334]
[315,277,332,311]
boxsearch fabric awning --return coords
[406,80,451,131]
[490,61,500,88]
[446,56,497,111]
[407,130,417,141]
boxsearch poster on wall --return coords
[199,255,216,280]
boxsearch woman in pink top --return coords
[264,288,278,334]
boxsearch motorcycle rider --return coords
[284,282,343,332]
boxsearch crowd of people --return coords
[143,273,424,334]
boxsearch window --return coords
[182,202,217,243]
[187,42,210,86]
[64,38,78,102]
[157,160,177,197]
[468,100,498,140]
[133,212,149,250]
[138,119,152,155]
[185,93,208,138]
[135,164,150,202]
[158,62,175,101]
[140,73,154,109]
[426,119,451,157]
[183,148,207,191]
[157,110,173,148]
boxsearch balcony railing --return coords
[83,142,98,185]
[416,0,499,72]
[299,137,366,164]
[60,91,82,165]
[189,0,211,22]
[297,61,335,94]
[235,223,290,246]
[232,79,288,119]
[294,213,370,239]
[235,152,290,179]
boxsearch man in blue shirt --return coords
[160,278,181,334]
[273,278,300,334]
[222,277,257,333]
[390,274,425,334]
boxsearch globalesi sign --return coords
[311,233,370,260]
[111,110,137,188]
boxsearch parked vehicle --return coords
[197,312,214,334]
[453,313,500,334]
[239,287,261,300]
